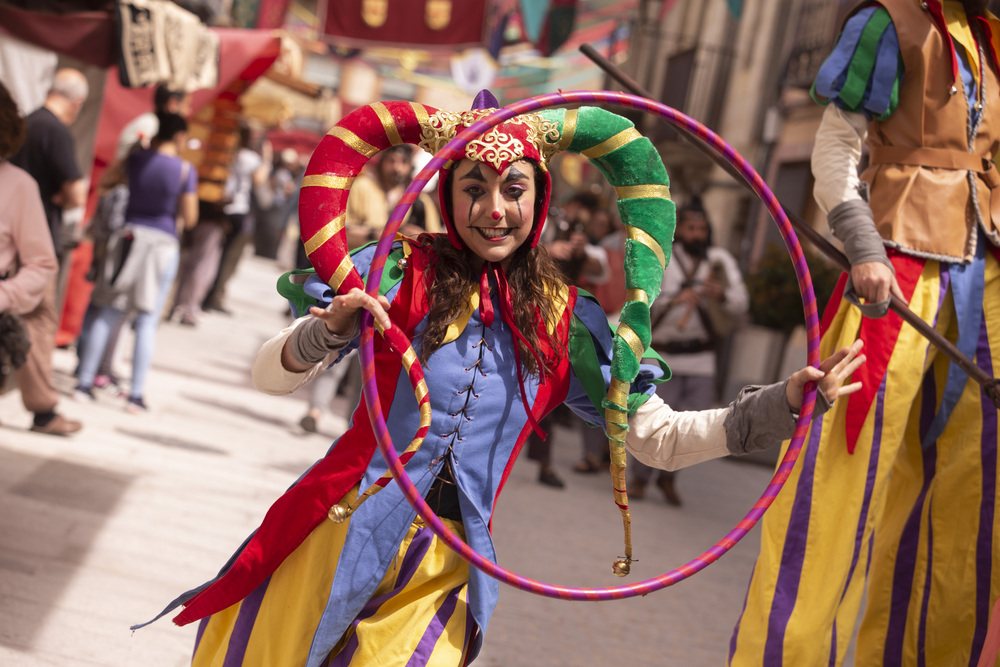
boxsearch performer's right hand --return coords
[850,261,904,305]
[310,287,392,337]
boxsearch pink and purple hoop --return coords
[356,91,821,601]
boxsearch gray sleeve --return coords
[723,380,833,456]
[287,316,358,367]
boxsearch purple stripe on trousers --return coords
[193,616,209,658]
[916,499,935,667]
[222,575,272,667]
[883,373,938,666]
[971,317,997,664]
[762,414,826,664]
[828,378,888,667]
[405,583,465,667]
[329,524,436,666]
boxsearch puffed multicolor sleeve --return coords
[812,5,902,120]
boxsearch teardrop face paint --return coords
[450,159,536,268]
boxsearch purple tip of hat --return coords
[471,89,500,110]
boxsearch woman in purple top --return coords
[75,112,198,412]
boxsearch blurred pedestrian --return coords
[75,113,198,412]
[115,84,191,160]
[202,124,271,316]
[634,199,748,506]
[11,67,89,310]
[528,191,612,487]
[574,207,627,474]
[0,80,81,436]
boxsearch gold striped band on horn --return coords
[326,255,356,292]
[626,227,667,271]
[328,126,379,158]
[415,381,429,404]
[607,377,629,410]
[559,109,578,151]
[616,322,646,361]
[410,102,430,127]
[401,347,418,370]
[304,213,346,256]
[626,288,649,305]
[582,128,642,160]
[615,183,672,201]
[371,102,403,146]
[302,174,354,190]
[418,401,432,430]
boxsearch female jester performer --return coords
[729,1,1000,666]
[138,91,864,666]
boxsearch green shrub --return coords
[746,244,842,334]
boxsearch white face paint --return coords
[450,159,536,267]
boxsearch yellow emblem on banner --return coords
[425,0,451,30]
[361,0,388,28]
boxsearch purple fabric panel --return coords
[972,316,997,663]
[763,414,827,664]
[329,525,436,667]
[405,584,465,667]
[828,377,889,666]
[124,150,193,236]
[222,575,271,667]
[883,379,938,666]
[916,497,935,667]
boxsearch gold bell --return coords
[612,558,631,577]
[327,503,351,523]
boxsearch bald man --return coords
[12,67,88,262]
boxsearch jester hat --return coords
[299,91,676,575]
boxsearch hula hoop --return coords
[357,91,821,601]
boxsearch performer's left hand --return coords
[310,287,392,336]
[785,339,866,411]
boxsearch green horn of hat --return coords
[540,106,675,575]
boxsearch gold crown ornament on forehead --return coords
[417,107,563,172]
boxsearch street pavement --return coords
[0,251,777,666]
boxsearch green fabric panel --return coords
[611,336,640,384]
[838,9,892,110]
[619,300,651,342]
[378,244,408,296]
[276,268,320,317]
[275,242,407,316]
[877,76,900,122]
[568,312,610,421]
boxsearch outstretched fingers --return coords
[818,339,866,403]
[310,288,393,336]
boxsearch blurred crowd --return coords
[0,72,752,512]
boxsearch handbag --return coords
[0,310,31,395]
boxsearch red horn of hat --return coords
[298,101,439,293]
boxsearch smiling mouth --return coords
[471,227,514,240]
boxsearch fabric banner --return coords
[231,0,294,29]
[116,0,220,91]
[0,4,116,68]
[55,28,281,347]
[323,0,488,49]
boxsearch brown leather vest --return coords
[861,0,1000,261]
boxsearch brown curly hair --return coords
[0,81,26,160]
[417,233,568,377]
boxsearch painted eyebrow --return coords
[504,166,530,183]
[456,164,486,181]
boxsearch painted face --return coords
[450,158,536,267]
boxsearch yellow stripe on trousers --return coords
[730,253,1000,666]
[192,487,472,666]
